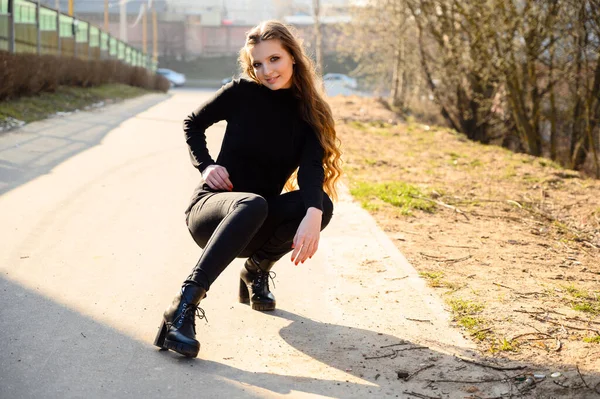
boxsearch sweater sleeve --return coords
[297,126,325,211]
[183,80,239,172]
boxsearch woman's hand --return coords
[202,165,233,191]
[291,207,323,265]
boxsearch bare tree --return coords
[343,0,599,176]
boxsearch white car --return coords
[323,73,358,89]
[156,68,186,87]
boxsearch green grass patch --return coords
[446,298,488,340]
[350,181,436,215]
[349,120,394,136]
[420,271,463,290]
[447,298,484,315]
[0,84,153,125]
[563,284,600,315]
[490,337,519,353]
[564,284,590,299]
[583,336,600,344]
[538,158,562,169]
[420,271,444,287]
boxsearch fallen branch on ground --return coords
[403,391,442,399]
[410,194,470,221]
[403,364,435,381]
[419,252,472,263]
[533,315,600,335]
[454,356,527,371]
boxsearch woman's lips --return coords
[266,76,279,84]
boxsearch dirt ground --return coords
[328,95,600,398]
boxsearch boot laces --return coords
[253,270,276,290]
[173,304,208,334]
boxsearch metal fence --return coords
[0,0,154,70]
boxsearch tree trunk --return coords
[313,0,323,79]
[571,4,588,169]
[391,35,405,108]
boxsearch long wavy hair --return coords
[238,20,342,201]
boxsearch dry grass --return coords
[330,95,600,371]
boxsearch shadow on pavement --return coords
[0,94,169,197]
[1,276,597,398]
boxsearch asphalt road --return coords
[0,89,478,399]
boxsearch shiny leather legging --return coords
[184,190,334,290]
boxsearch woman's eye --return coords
[253,63,261,68]
[270,57,279,62]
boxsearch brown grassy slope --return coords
[329,95,600,371]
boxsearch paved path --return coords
[0,89,483,399]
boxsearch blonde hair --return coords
[238,20,342,201]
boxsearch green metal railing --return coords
[0,0,156,70]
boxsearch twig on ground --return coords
[576,365,591,389]
[365,345,429,359]
[474,327,493,335]
[514,309,545,315]
[533,315,600,335]
[424,376,517,384]
[506,200,523,208]
[516,291,549,297]
[552,380,585,389]
[454,356,527,371]
[493,282,514,290]
[403,391,441,399]
[508,332,562,351]
[439,244,480,249]
[533,307,567,316]
[565,316,600,326]
[363,351,396,360]
[380,342,409,348]
[385,275,409,281]
[403,364,435,381]
[411,195,470,221]
[405,317,433,323]
[419,252,472,263]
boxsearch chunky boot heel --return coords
[239,278,250,303]
[164,337,200,358]
[154,320,168,349]
[240,257,277,312]
[157,284,207,358]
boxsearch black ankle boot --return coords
[154,284,207,358]
[239,257,276,311]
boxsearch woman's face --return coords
[249,39,294,90]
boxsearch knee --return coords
[321,193,334,229]
[235,194,269,222]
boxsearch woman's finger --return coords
[291,237,301,263]
[212,174,229,190]
[205,177,218,190]
[308,240,318,259]
[297,240,313,264]
[216,168,233,189]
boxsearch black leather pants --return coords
[184,190,333,290]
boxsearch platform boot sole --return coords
[164,339,200,358]
[238,279,276,311]
[154,320,200,357]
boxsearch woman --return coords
[154,20,342,358]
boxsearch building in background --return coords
[35,0,353,59]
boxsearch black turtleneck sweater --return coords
[183,78,325,214]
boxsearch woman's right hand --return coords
[202,165,233,191]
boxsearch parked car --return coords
[323,73,358,89]
[221,76,234,86]
[156,68,186,87]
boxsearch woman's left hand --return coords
[291,208,323,265]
